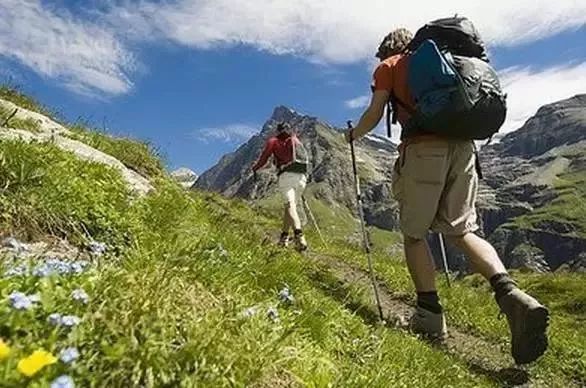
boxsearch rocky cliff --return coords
[196,96,586,272]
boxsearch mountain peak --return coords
[171,168,198,188]
[270,105,300,123]
[495,94,586,158]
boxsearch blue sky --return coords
[1,1,585,174]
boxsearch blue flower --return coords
[267,307,280,322]
[48,313,63,326]
[31,258,89,278]
[58,347,80,364]
[71,289,89,304]
[88,241,106,256]
[28,293,41,303]
[242,306,258,318]
[278,286,295,304]
[8,291,39,310]
[60,315,81,328]
[47,314,81,328]
[70,263,84,275]
[32,263,52,277]
[50,375,75,388]
[4,264,27,277]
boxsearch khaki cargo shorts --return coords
[392,140,479,239]
[278,172,307,205]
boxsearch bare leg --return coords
[404,236,437,292]
[447,233,506,279]
[287,200,302,230]
[282,205,293,233]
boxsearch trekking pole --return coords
[301,196,327,248]
[347,120,384,321]
[438,233,451,288]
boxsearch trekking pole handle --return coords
[346,121,362,198]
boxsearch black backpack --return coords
[388,16,507,141]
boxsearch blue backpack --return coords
[389,17,507,141]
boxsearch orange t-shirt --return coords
[371,54,416,128]
[372,54,442,144]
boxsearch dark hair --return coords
[375,28,413,60]
[276,122,289,132]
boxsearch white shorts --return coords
[278,172,307,205]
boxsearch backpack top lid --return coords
[408,16,489,62]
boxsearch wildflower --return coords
[51,375,75,388]
[88,241,107,256]
[32,263,52,277]
[69,262,84,275]
[4,264,27,277]
[58,347,80,364]
[60,315,81,328]
[17,350,57,377]
[217,245,229,258]
[242,306,258,318]
[48,313,63,326]
[28,293,41,303]
[8,291,39,311]
[31,258,89,278]
[278,286,295,305]
[71,289,89,304]
[267,307,280,323]
[0,339,10,360]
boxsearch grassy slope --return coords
[506,158,586,239]
[0,90,583,386]
[313,237,586,384]
[0,140,490,387]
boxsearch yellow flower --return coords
[17,349,57,377]
[0,339,10,360]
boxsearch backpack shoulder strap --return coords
[387,94,416,138]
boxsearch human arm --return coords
[252,139,274,172]
[345,90,390,142]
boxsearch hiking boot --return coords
[497,288,549,364]
[278,233,290,248]
[409,306,447,339]
[294,234,308,252]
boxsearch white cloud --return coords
[345,95,370,109]
[0,0,135,96]
[499,62,586,132]
[115,0,586,64]
[194,124,258,143]
[1,1,585,98]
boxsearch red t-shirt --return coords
[371,54,416,127]
[252,133,301,171]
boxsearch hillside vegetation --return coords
[0,90,584,387]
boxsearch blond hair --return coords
[376,28,413,60]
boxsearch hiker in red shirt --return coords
[252,122,309,251]
[345,27,548,364]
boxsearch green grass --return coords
[0,141,135,248]
[508,169,586,238]
[67,123,166,178]
[0,91,584,386]
[314,239,586,385]
[0,138,495,387]
[0,86,51,117]
[0,105,40,132]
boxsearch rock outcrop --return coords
[0,98,153,195]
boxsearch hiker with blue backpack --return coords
[345,17,549,364]
[252,122,309,252]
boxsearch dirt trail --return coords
[308,252,574,388]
